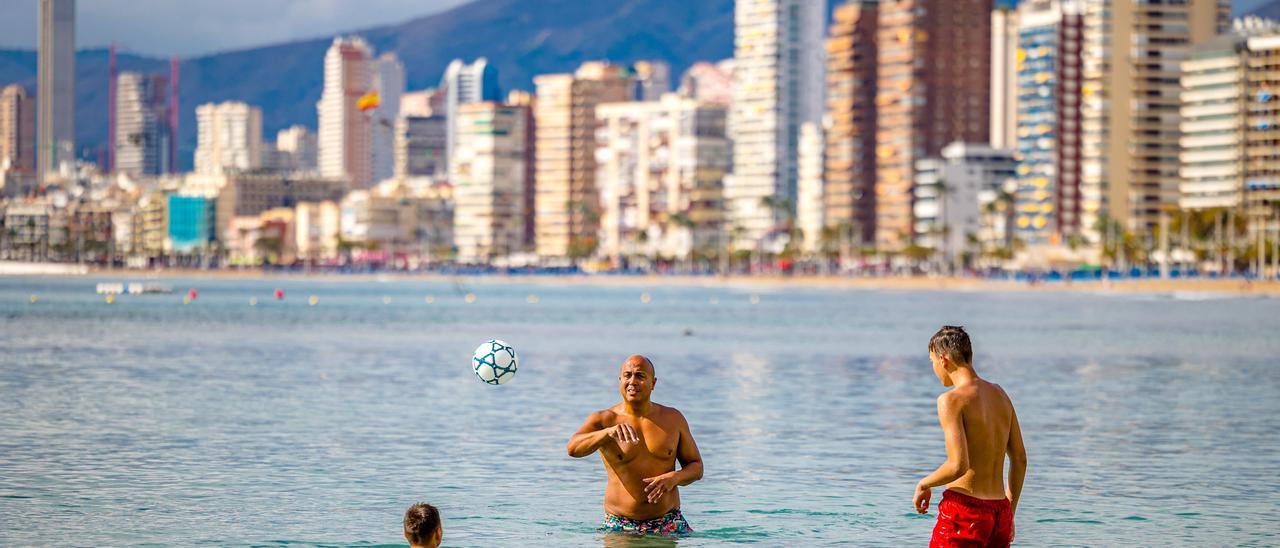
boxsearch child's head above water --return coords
[404,502,441,548]
[928,325,974,386]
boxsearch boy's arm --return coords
[1006,404,1027,515]
[914,394,969,513]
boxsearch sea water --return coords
[1,276,1277,545]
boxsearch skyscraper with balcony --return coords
[823,1,878,244]
[1013,0,1085,246]
[317,37,374,189]
[1079,0,1230,241]
[371,53,405,185]
[442,58,501,176]
[874,0,995,251]
[115,72,172,177]
[727,0,826,250]
[533,62,633,259]
[451,102,527,262]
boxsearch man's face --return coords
[929,351,953,387]
[619,360,655,403]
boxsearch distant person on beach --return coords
[914,326,1028,547]
[404,502,442,548]
[567,355,704,537]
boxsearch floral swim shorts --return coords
[601,508,692,537]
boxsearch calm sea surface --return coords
[1,276,1278,546]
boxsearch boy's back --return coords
[915,326,1026,548]
[944,379,1018,500]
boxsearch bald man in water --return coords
[567,355,704,537]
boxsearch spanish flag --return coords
[356,90,381,112]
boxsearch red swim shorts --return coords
[929,489,1013,548]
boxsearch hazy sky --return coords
[0,0,471,57]
[0,0,1271,57]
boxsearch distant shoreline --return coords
[7,266,1274,296]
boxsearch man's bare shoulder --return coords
[650,403,689,427]
[591,408,621,425]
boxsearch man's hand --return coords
[608,423,640,446]
[642,472,679,503]
[913,482,931,514]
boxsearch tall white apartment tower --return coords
[194,101,263,175]
[990,6,1019,150]
[371,53,405,184]
[37,0,75,183]
[317,37,374,189]
[727,0,826,249]
[442,58,501,176]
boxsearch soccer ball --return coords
[473,339,518,385]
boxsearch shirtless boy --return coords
[567,355,704,537]
[914,326,1028,547]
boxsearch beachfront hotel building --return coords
[371,53,405,185]
[115,72,173,177]
[194,102,263,175]
[442,58,502,177]
[1078,0,1231,242]
[823,0,878,245]
[394,115,447,179]
[1180,21,1280,237]
[507,90,538,248]
[532,62,632,259]
[913,142,1018,266]
[874,0,994,252]
[728,0,826,251]
[1013,0,1085,246]
[37,0,74,184]
[451,102,528,262]
[0,85,35,174]
[593,93,730,265]
[318,37,374,189]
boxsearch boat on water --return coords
[95,282,174,295]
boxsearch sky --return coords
[0,0,1272,58]
[0,0,472,57]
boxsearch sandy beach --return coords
[25,267,1275,296]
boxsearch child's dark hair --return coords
[929,325,973,365]
[404,502,440,546]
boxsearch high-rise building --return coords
[594,93,729,265]
[991,7,1020,150]
[533,62,633,258]
[796,122,825,254]
[1180,22,1280,237]
[913,142,1017,264]
[507,90,537,248]
[194,101,262,175]
[451,102,528,261]
[728,0,826,249]
[317,37,374,189]
[632,61,672,101]
[442,58,502,176]
[1079,0,1231,241]
[115,72,173,177]
[678,60,734,106]
[823,1,878,244]
[0,85,35,173]
[1013,0,1085,246]
[37,0,75,184]
[875,0,995,251]
[394,115,447,179]
[371,53,405,185]
[400,88,446,118]
[276,125,318,172]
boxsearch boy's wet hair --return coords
[404,502,440,546]
[929,325,973,365]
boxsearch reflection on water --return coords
[0,277,1278,545]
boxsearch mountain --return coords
[1245,0,1280,18]
[0,0,735,170]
